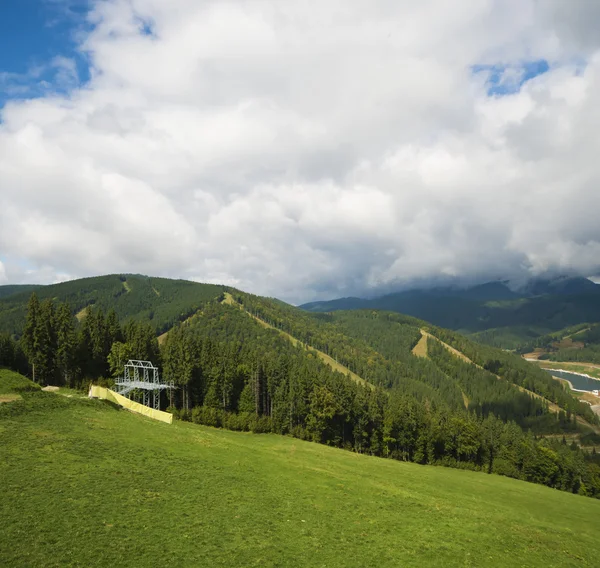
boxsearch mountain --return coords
[521,276,599,297]
[301,277,600,349]
[0,284,41,300]
[0,274,225,336]
[1,274,600,503]
[2,372,599,567]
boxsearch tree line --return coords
[0,293,160,387]
[160,302,600,498]
[2,292,600,499]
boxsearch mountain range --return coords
[301,276,600,348]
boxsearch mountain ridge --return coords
[300,277,600,349]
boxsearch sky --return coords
[2,1,600,303]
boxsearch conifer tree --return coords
[55,302,77,386]
[106,309,123,345]
[21,292,41,382]
[35,299,58,385]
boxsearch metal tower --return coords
[113,360,174,410]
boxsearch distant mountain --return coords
[301,277,600,348]
[520,276,599,297]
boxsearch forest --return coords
[2,285,600,499]
[517,322,600,364]
[0,274,224,336]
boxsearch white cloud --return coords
[2,0,600,302]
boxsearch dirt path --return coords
[223,293,372,389]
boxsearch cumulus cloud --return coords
[2,0,600,302]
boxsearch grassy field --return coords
[1,371,600,567]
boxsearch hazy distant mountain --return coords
[301,277,600,348]
[519,276,599,297]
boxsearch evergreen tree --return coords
[21,293,40,382]
[106,309,123,345]
[35,299,57,385]
[55,302,77,386]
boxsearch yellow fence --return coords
[88,385,173,424]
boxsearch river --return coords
[543,369,600,392]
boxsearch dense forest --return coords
[2,284,600,499]
[0,274,224,336]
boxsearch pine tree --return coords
[36,299,58,385]
[106,309,123,345]
[22,293,40,382]
[55,302,77,386]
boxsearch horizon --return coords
[3,2,600,304]
[2,271,598,307]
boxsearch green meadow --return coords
[1,370,599,568]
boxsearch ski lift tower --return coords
[113,360,174,410]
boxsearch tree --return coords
[55,302,77,386]
[107,342,135,378]
[306,385,339,443]
[33,299,58,385]
[21,293,40,382]
[106,309,123,345]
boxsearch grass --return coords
[411,332,428,357]
[0,368,40,394]
[75,307,88,321]
[1,374,600,567]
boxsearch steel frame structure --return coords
[113,359,174,410]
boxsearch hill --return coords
[0,284,41,299]
[3,275,599,494]
[1,382,599,567]
[519,321,600,365]
[230,293,596,419]
[0,274,225,336]
[301,277,600,349]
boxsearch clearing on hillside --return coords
[411,331,428,357]
[1,377,599,567]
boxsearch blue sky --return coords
[472,59,550,96]
[0,0,90,105]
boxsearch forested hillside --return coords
[0,284,41,299]
[301,278,600,349]
[519,322,600,364]
[2,278,600,497]
[0,274,224,336]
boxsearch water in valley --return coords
[544,369,600,392]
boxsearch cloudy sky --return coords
[1,0,600,302]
